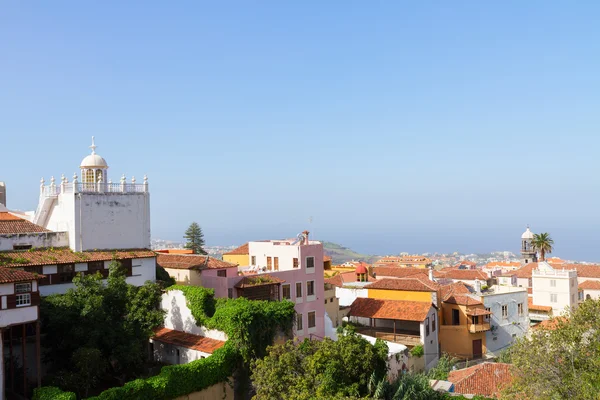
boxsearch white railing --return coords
[532,269,576,277]
[40,182,148,197]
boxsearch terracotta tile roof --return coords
[235,274,284,288]
[152,327,225,354]
[440,282,473,301]
[513,263,537,279]
[535,317,567,330]
[448,362,513,397]
[324,271,376,287]
[568,264,600,278]
[434,269,488,281]
[223,243,249,256]
[0,248,155,268]
[578,280,600,290]
[324,256,332,262]
[484,261,521,268]
[372,267,429,279]
[156,253,237,270]
[444,294,482,306]
[0,267,44,283]
[528,297,552,312]
[0,212,50,234]
[349,298,433,322]
[465,308,492,316]
[366,277,439,292]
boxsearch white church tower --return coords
[33,137,151,251]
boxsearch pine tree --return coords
[184,222,207,255]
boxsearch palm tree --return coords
[531,232,554,262]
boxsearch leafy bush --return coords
[410,344,424,358]
[33,386,76,400]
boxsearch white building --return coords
[532,262,578,317]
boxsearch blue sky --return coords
[1,2,599,260]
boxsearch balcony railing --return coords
[467,322,491,333]
[357,327,421,347]
[41,182,148,197]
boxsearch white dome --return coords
[80,154,108,168]
[521,227,534,240]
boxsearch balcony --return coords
[467,322,491,333]
[356,327,422,347]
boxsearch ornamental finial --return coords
[90,136,97,155]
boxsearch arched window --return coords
[83,169,95,184]
[96,169,103,182]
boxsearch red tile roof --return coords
[568,264,600,278]
[484,261,521,268]
[448,362,513,397]
[0,248,155,268]
[366,277,439,292]
[440,282,473,301]
[578,280,600,290]
[535,317,567,330]
[372,267,429,279]
[0,212,49,234]
[156,253,237,270]
[434,269,488,281]
[528,297,552,312]
[0,267,44,283]
[223,243,249,256]
[324,271,376,287]
[444,294,482,306]
[152,327,225,354]
[513,263,537,279]
[349,298,433,322]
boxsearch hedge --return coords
[33,386,77,400]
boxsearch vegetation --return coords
[322,241,380,264]
[368,373,445,400]
[183,222,207,255]
[155,263,176,287]
[251,327,389,399]
[531,232,554,262]
[427,354,458,380]
[40,261,164,397]
[502,299,600,399]
[409,344,424,358]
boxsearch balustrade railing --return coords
[41,182,148,197]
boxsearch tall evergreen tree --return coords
[184,222,207,254]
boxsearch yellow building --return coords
[366,278,438,305]
[222,243,249,266]
[438,284,490,360]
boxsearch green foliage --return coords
[409,344,424,358]
[427,354,458,380]
[155,264,175,287]
[41,261,165,390]
[54,348,107,398]
[531,232,554,261]
[33,387,76,400]
[496,346,514,364]
[251,330,389,399]
[183,222,207,255]
[369,373,446,400]
[503,299,600,399]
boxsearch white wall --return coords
[582,288,600,300]
[0,306,38,328]
[161,290,227,341]
[421,308,439,371]
[533,272,578,316]
[0,232,69,251]
[126,257,156,286]
[482,290,529,355]
[336,287,368,307]
[150,341,212,365]
[0,283,15,296]
[249,242,300,271]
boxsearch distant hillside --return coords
[323,241,380,265]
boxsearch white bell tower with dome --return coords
[520,226,537,266]
[80,136,108,185]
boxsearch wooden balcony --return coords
[356,327,421,347]
[467,322,491,333]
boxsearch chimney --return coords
[302,230,310,245]
[474,279,482,293]
[428,267,434,282]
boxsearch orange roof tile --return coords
[444,294,482,306]
[513,263,537,279]
[372,267,428,279]
[440,282,473,301]
[223,243,249,256]
[0,248,155,268]
[528,297,552,312]
[448,363,513,397]
[324,271,376,287]
[152,327,225,354]
[484,261,521,268]
[434,269,488,281]
[0,212,49,234]
[349,298,433,322]
[578,280,600,290]
[366,277,439,292]
[0,267,44,283]
[157,253,237,270]
[568,264,600,279]
[535,317,567,330]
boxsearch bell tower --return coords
[520,226,537,266]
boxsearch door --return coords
[452,309,460,325]
[274,257,279,271]
[267,257,272,270]
[472,339,483,358]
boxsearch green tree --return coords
[184,222,207,254]
[369,372,446,400]
[502,299,600,399]
[427,354,458,380]
[531,232,554,262]
[251,329,388,400]
[41,261,164,391]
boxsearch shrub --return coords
[410,344,424,358]
[32,386,76,400]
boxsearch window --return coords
[307,281,315,297]
[217,270,227,277]
[119,259,133,276]
[306,257,315,270]
[432,316,436,332]
[251,256,256,266]
[296,313,303,331]
[282,284,291,300]
[452,309,460,325]
[502,305,508,319]
[16,293,31,307]
[13,245,32,250]
[58,264,76,283]
[274,257,279,271]
[485,307,491,313]
[228,288,233,299]
[425,317,430,336]
[518,303,523,316]
[308,311,316,328]
[293,258,299,269]
[267,257,272,270]
[296,282,302,298]
[550,280,556,287]
[15,283,31,294]
[551,294,558,303]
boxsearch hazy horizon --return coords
[2,2,599,263]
